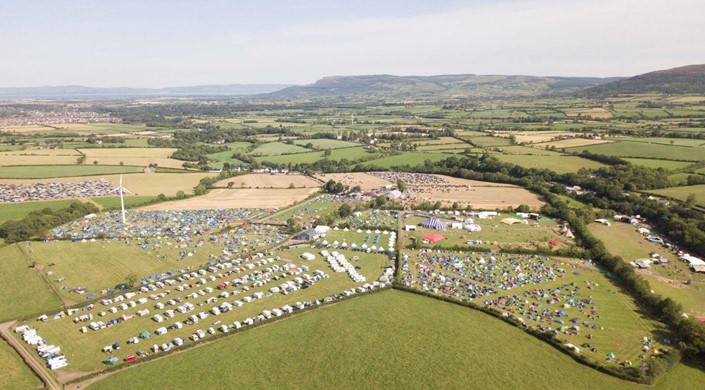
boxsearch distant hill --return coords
[264,74,620,100]
[583,64,705,96]
[0,84,292,98]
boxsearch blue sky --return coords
[1,0,704,87]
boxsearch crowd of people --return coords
[369,172,449,185]
[53,209,272,240]
[0,179,119,202]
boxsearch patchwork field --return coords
[214,174,321,189]
[78,148,183,169]
[88,290,662,389]
[141,188,319,210]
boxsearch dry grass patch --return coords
[535,138,613,149]
[215,174,321,188]
[142,188,319,210]
[0,149,80,165]
[565,108,613,119]
[78,147,182,168]
[408,186,543,209]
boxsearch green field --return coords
[90,196,157,210]
[495,154,605,174]
[0,245,63,321]
[90,290,671,389]
[623,158,693,171]
[650,185,705,207]
[292,139,359,149]
[0,199,78,225]
[0,339,42,390]
[205,142,251,167]
[0,165,143,179]
[248,142,310,156]
[358,153,449,169]
[255,146,378,165]
[569,142,705,162]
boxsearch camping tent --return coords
[420,217,447,230]
[423,234,445,243]
[501,218,523,225]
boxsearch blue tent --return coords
[420,217,447,230]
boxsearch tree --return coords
[338,203,353,218]
[124,273,139,288]
[227,181,234,189]
[396,179,407,192]
[194,184,207,196]
[289,183,295,189]
[93,160,99,165]
[324,149,332,157]
[176,190,187,199]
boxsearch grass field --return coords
[266,196,343,224]
[588,223,705,316]
[88,290,661,389]
[0,199,78,224]
[90,196,157,210]
[0,339,42,390]
[495,155,605,174]
[650,185,705,207]
[204,142,251,167]
[0,165,143,179]
[248,142,310,156]
[568,142,705,162]
[623,159,693,171]
[255,146,378,165]
[292,139,359,149]
[16,246,388,376]
[0,245,63,321]
[358,153,449,169]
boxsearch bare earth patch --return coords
[141,188,319,210]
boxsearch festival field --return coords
[266,195,348,224]
[0,172,215,197]
[78,148,183,169]
[588,222,705,316]
[314,172,392,190]
[401,251,671,367]
[403,213,572,251]
[12,246,389,378]
[87,290,662,389]
[141,188,319,210]
[214,174,321,189]
[0,245,63,321]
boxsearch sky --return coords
[1,0,704,87]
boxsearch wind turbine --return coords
[117,175,133,224]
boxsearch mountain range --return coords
[2,64,703,99]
